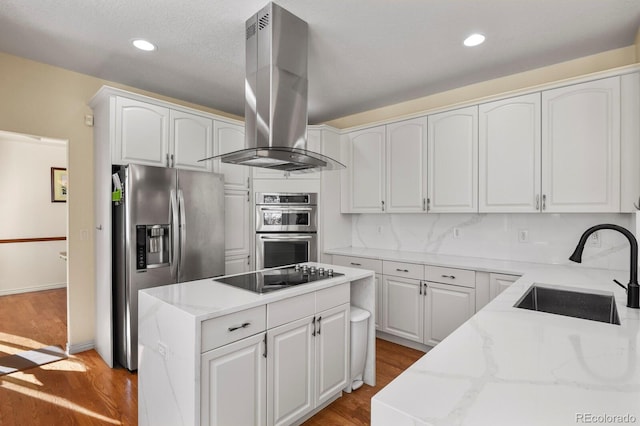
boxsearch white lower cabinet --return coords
[423,282,475,346]
[315,305,350,405]
[201,333,267,426]
[489,273,520,300]
[382,275,423,343]
[374,274,382,330]
[268,303,349,426]
[201,285,350,426]
[268,316,315,426]
[372,260,477,348]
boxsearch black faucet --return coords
[569,224,639,309]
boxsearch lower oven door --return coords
[256,233,318,270]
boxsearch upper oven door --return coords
[255,205,318,233]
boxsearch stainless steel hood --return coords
[202,2,344,172]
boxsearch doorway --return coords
[0,130,69,356]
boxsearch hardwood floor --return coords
[0,289,424,425]
[303,339,425,426]
[0,289,137,425]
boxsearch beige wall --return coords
[0,38,637,350]
[0,51,239,349]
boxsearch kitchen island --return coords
[371,261,640,425]
[137,262,375,426]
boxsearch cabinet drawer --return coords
[201,305,266,353]
[426,266,476,288]
[316,283,350,312]
[332,255,382,274]
[268,292,315,329]
[383,260,424,280]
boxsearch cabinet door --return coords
[115,97,169,166]
[479,94,541,212]
[201,333,266,426]
[345,126,386,213]
[315,304,349,406]
[386,117,428,212]
[267,316,315,426]
[382,276,423,342]
[541,77,620,212]
[224,188,251,259]
[215,121,251,190]
[489,273,519,301]
[170,110,213,171]
[375,274,382,330]
[225,255,252,276]
[427,106,478,212]
[424,282,475,346]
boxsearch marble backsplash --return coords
[351,213,636,271]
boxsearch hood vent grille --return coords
[258,13,270,30]
[200,2,345,172]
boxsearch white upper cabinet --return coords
[115,96,169,167]
[427,106,478,212]
[170,110,213,172]
[214,121,250,190]
[541,77,620,212]
[479,94,541,212]
[386,117,428,212]
[342,126,386,213]
[620,72,640,212]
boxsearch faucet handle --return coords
[613,279,627,291]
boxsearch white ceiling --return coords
[1,1,639,124]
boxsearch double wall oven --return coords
[255,192,318,270]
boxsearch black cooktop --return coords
[216,265,343,294]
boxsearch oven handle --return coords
[258,207,314,212]
[258,235,315,240]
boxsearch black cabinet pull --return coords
[228,322,251,332]
[312,316,316,336]
[317,316,322,335]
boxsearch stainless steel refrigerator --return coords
[112,164,225,370]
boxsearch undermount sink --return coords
[515,285,620,325]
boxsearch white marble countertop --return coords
[349,247,640,425]
[140,262,374,322]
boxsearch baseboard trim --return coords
[376,330,433,353]
[0,282,67,297]
[67,340,95,355]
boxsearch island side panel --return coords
[139,291,199,426]
[350,274,376,387]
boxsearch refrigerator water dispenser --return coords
[136,224,170,270]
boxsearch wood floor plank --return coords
[0,289,424,425]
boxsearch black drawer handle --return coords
[441,274,456,279]
[350,262,362,266]
[396,268,409,273]
[228,322,251,332]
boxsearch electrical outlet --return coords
[588,231,601,248]
[453,228,461,239]
[377,225,384,234]
[158,342,168,360]
[80,229,88,241]
[518,229,529,243]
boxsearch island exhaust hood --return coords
[201,2,344,172]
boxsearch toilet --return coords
[349,305,370,391]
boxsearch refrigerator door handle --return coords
[178,189,187,277]
[170,189,179,279]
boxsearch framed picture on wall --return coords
[51,167,68,203]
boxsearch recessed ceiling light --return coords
[132,39,157,52]
[463,33,485,47]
